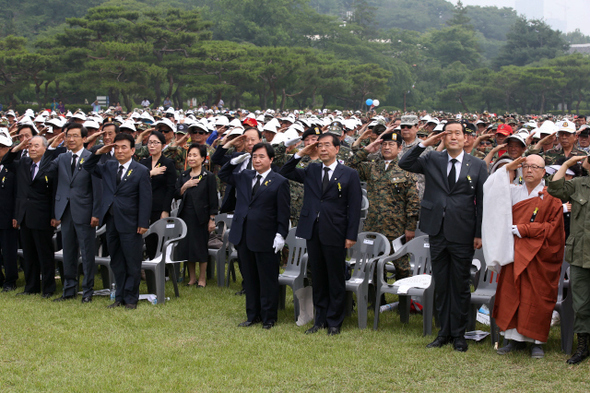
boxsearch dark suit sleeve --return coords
[174,173,185,200]
[279,156,305,183]
[218,161,239,187]
[211,145,231,166]
[91,170,102,220]
[38,149,59,175]
[346,169,362,242]
[82,153,104,179]
[1,151,18,166]
[398,145,427,174]
[474,160,488,238]
[162,160,177,214]
[276,178,290,239]
[138,168,152,229]
[208,171,219,216]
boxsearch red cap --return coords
[496,124,512,136]
[242,118,258,128]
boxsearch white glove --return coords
[285,136,302,147]
[511,225,522,238]
[273,233,285,254]
[230,153,251,165]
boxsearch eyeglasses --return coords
[479,141,492,145]
[521,164,544,171]
[190,131,207,135]
[147,141,161,146]
[400,125,413,129]
[65,134,82,139]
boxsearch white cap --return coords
[71,111,87,121]
[24,109,35,117]
[262,122,278,133]
[215,116,229,127]
[228,118,242,128]
[34,115,45,123]
[83,120,100,130]
[227,127,244,136]
[188,122,208,133]
[556,120,576,134]
[120,120,137,132]
[0,128,13,147]
[155,118,176,133]
[46,117,64,128]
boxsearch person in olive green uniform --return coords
[348,131,419,279]
[547,154,590,365]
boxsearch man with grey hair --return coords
[2,135,57,298]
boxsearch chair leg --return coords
[357,289,368,330]
[168,264,180,298]
[373,288,382,330]
[155,263,166,304]
[399,295,411,324]
[215,254,225,287]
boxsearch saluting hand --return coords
[11,136,31,152]
[421,131,447,147]
[95,143,115,155]
[297,141,318,157]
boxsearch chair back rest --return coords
[143,217,187,259]
[283,227,307,274]
[215,213,234,231]
[402,235,431,276]
[472,250,500,291]
[350,232,390,279]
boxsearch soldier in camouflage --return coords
[528,120,587,165]
[348,131,419,279]
[326,123,352,162]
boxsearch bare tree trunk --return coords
[122,91,133,112]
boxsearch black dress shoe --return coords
[53,295,75,302]
[107,301,122,308]
[235,289,246,296]
[81,296,92,303]
[238,317,261,327]
[2,285,17,292]
[125,303,137,309]
[42,292,54,299]
[453,337,468,352]
[327,327,341,336]
[262,322,275,330]
[305,324,326,334]
[426,336,451,348]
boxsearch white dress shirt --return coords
[446,150,464,183]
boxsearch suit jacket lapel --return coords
[251,171,274,203]
[116,160,134,190]
[72,149,90,182]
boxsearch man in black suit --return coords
[399,120,488,352]
[0,129,18,292]
[218,143,290,329]
[84,133,151,309]
[281,133,362,335]
[89,122,120,164]
[40,123,102,303]
[5,135,57,298]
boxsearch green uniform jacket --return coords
[547,176,590,268]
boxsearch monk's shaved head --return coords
[526,154,545,167]
[523,154,545,190]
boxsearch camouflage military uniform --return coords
[274,143,321,226]
[528,146,588,166]
[398,138,432,201]
[348,149,420,279]
[470,149,486,160]
[336,143,352,162]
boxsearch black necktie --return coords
[30,162,37,180]
[322,167,330,193]
[448,158,457,189]
[252,174,261,196]
[117,165,124,186]
[71,154,78,175]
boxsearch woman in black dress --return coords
[139,131,177,258]
[175,144,218,287]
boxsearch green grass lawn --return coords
[0,271,588,393]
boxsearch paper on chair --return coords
[393,275,432,294]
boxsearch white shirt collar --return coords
[447,150,465,163]
[255,167,272,183]
[119,158,133,173]
[71,148,84,157]
[322,160,338,172]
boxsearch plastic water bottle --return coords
[151,296,158,305]
[110,283,116,301]
[379,302,399,313]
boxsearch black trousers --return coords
[0,227,18,288]
[61,206,96,298]
[20,222,55,295]
[306,222,347,328]
[429,230,474,339]
[237,240,279,324]
[105,214,143,305]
